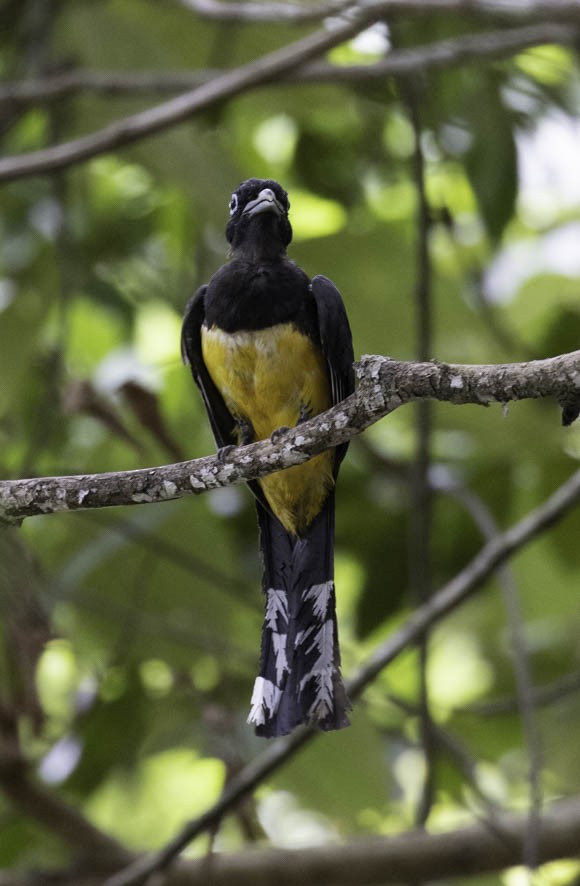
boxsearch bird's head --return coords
[226,178,292,260]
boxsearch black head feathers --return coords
[226,179,293,257]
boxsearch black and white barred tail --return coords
[248,497,350,738]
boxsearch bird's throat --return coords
[231,216,286,263]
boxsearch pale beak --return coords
[242,188,284,218]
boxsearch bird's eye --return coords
[229,194,238,216]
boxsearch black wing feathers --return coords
[311,275,354,472]
[311,275,354,406]
[181,285,236,449]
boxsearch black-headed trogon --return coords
[181,179,354,738]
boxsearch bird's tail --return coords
[248,497,350,738]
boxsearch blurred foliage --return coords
[2,1,580,882]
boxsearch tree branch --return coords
[116,795,580,885]
[0,765,132,871]
[176,0,580,23]
[460,669,580,716]
[1,351,579,523]
[445,483,543,866]
[103,465,580,885]
[175,0,353,21]
[0,23,574,112]
[0,3,394,184]
[0,16,576,182]
[6,795,580,885]
[347,466,580,695]
[0,23,558,103]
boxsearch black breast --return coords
[204,258,319,340]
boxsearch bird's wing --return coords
[311,274,354,407]
[310,275,354,473]
[181,285,237,449]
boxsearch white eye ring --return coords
[229,194,238,216]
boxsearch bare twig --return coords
[0,23,574,112]
[358,444,544,850]
[174,0,580,23]
[450,485,543,871]
[0,70,213,107]
[386,693,504,816]
[0,543,130,871]
[0,4,391,183]
[0,19,576,181]
[80,511,249,598]
[175,0,353,20]
[0,766,132,871]
[347,468,580,696]
[499,566,543,873]
[460,669,580,716]
[112,795,580,885]
[2,350,580,522]
[103,467,580,886]
[7,796,580,884]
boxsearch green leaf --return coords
[462,78,518,242]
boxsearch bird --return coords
[181,178,354,738]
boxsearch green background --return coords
[2,3,580,882]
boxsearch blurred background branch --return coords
[104,795,580,886]
[0,24,575,112]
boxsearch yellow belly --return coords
[201,323,334,535]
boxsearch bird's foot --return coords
[270,426,290,444]
[217,444,236,463]
[238,417,255,446]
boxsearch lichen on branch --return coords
[1,351,579,524]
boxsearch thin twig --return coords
[386,692,504,815]
[0,23,574,112]
[8,797,580,885]
[73,591,255,662]
[459,669,580,716]
[175,0,353,20]
[450,485,543,872]
[103,467,580,886]
[0,4,391,183]
[358,440,544,849]
[348,469,580,694]
[0,20,576,181]
[174,0,580,22]
[80,511,249,599]
[0,766,132,871]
